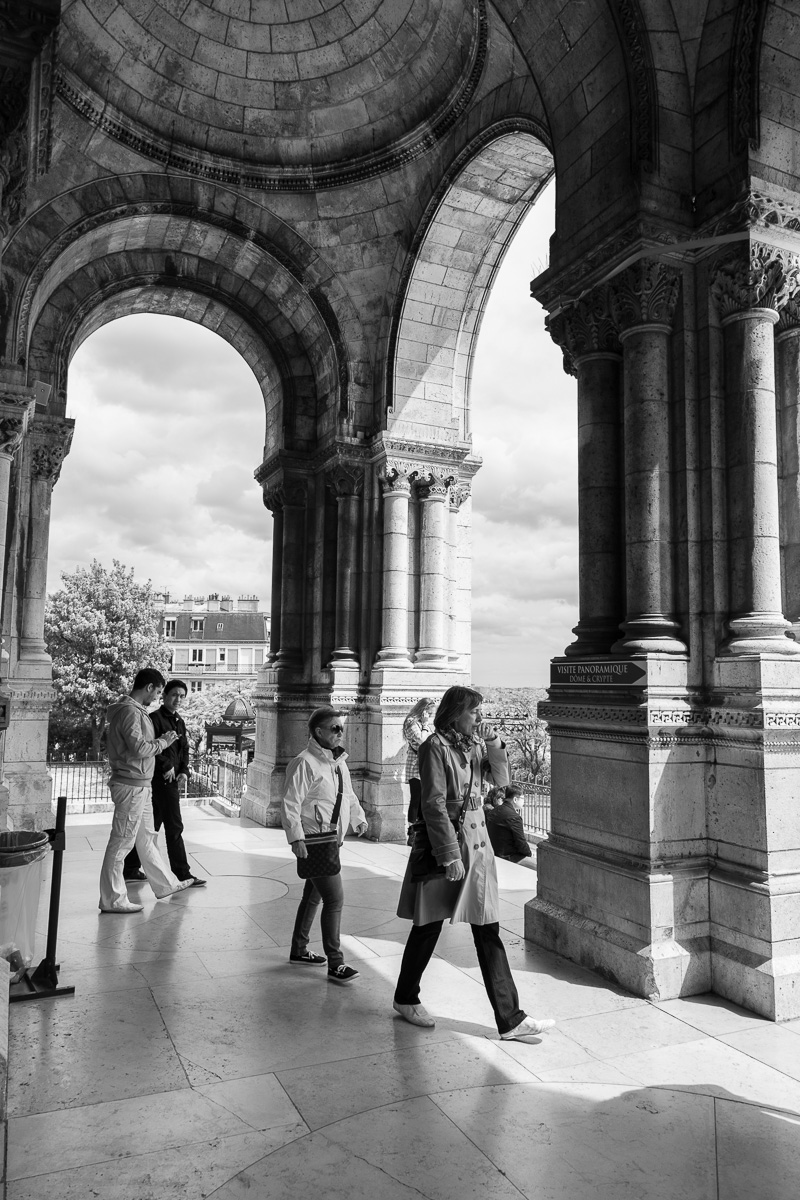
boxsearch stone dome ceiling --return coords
[58,0,485,185]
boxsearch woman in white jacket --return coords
[282,706,368,984]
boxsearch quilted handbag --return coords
[296,768,343,879]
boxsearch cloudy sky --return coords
[51,180,578,686]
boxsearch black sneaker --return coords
[289,952,326,966]
[328,964,359,984]
[123,869,146,882]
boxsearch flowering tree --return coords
[45,560,170,758]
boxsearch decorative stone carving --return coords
[449,483,471,509]
[547,287,621,375]
[416,469,454,500]
[729,0,767,154]
[29,417,74,485]
[0,387,34,456]
[379,464,415,495]
[711,243,800,319]
[776,294,800,336]
[611,0,658,173]
[325,463,364,499]
[608,259,681,330]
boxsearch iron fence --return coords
[47,754,248,814]
[515,783,551,837]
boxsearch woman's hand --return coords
[445,859,465,882]
[355,821,368,837]
[477,721,499,742]
[292,840,308,859]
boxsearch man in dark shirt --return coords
[123,679,206,887]
[485,785,534,867]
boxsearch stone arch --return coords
[19,212,352,454]
[2,174,371,435]
[386,123,554,439]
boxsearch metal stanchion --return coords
[10,796,75,1003]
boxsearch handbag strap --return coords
[331,764,344,826]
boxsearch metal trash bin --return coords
[0,832,50,983]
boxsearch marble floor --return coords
[6,807,800,1199]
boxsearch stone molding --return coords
[729,0,768,155]
[710,243,800,318]
[52,2,488,192]
[611,0,658,174]
[542,700,800,733]
[702,188,800,241]
[777,296,800,335]
[29,415,73,484]
[608,259,681,331]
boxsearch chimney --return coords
[220,596,233,612]
[207,593,220,612]
[237,595,259,613]
[182,596,194,611]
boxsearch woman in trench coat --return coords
[392,685,555,1040]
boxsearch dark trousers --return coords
[394,919,526,1034]
[123,780,191,881]
[407,777,422,825]
[291,874,344,968]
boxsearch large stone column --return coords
[265,499,283,664]
[4,413,73,831]
[20,415,74,668]
[273,478,307,670]
[610,261,686,654]
[711,248,800,654]
[0,386,34,599]
[415,469,451,669]
[327,464,363,666]
[776,297,800,632]
[377,466,413,667]
[548,291,624,656]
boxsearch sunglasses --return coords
[323,724,345,733]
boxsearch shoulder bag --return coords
[408,761,474,882]
[296,767,343,879]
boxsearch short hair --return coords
[433,686,483,732]
[163,679,187,697]
[132,668,166,691]
[308,706,345,733]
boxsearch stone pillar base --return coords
[525,895,709,1001]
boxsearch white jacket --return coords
[281,737,367,845]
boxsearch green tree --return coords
[179,681,255,756]
[45,560,170,758]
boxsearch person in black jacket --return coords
[485,785,534,868]
[123,679,206,887]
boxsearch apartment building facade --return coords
[154,594,271,692]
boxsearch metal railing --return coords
[47,755,248,814]
[515,784,551,838]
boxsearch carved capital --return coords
[0,386,34,456]
[263,478,307,510]
[777,295,800,336]
[29,416,74,484]
[379,463,415,496]
[711,243,800,319]
[547,286,621,374]
[608,260,681,331]
[449,482,471,509]
[325,463,364,499]
[417,468,455,501]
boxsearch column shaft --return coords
[331,491,359,662]
[21,416,74,665]
[275,487,306,669]
[777,325,800,628]
[615,324,685,653]
[566,352,624,655]
[722,309,796,651]
[268,506,283,662]
[377,473,412,666]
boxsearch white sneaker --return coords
[155,879,194,899]
[99,900,143,914]
[393,1002,436,1028]
[500,1016,556,1040]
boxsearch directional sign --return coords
[550,660,647,687]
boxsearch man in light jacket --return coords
[282,706,368,984]
[98,668,194,913]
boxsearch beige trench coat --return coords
[397,731,509,926]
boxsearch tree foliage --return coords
[477,685,550,786]
[179,681,255,756]
[45,560,170,757]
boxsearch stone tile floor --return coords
[6,806,800,1198]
